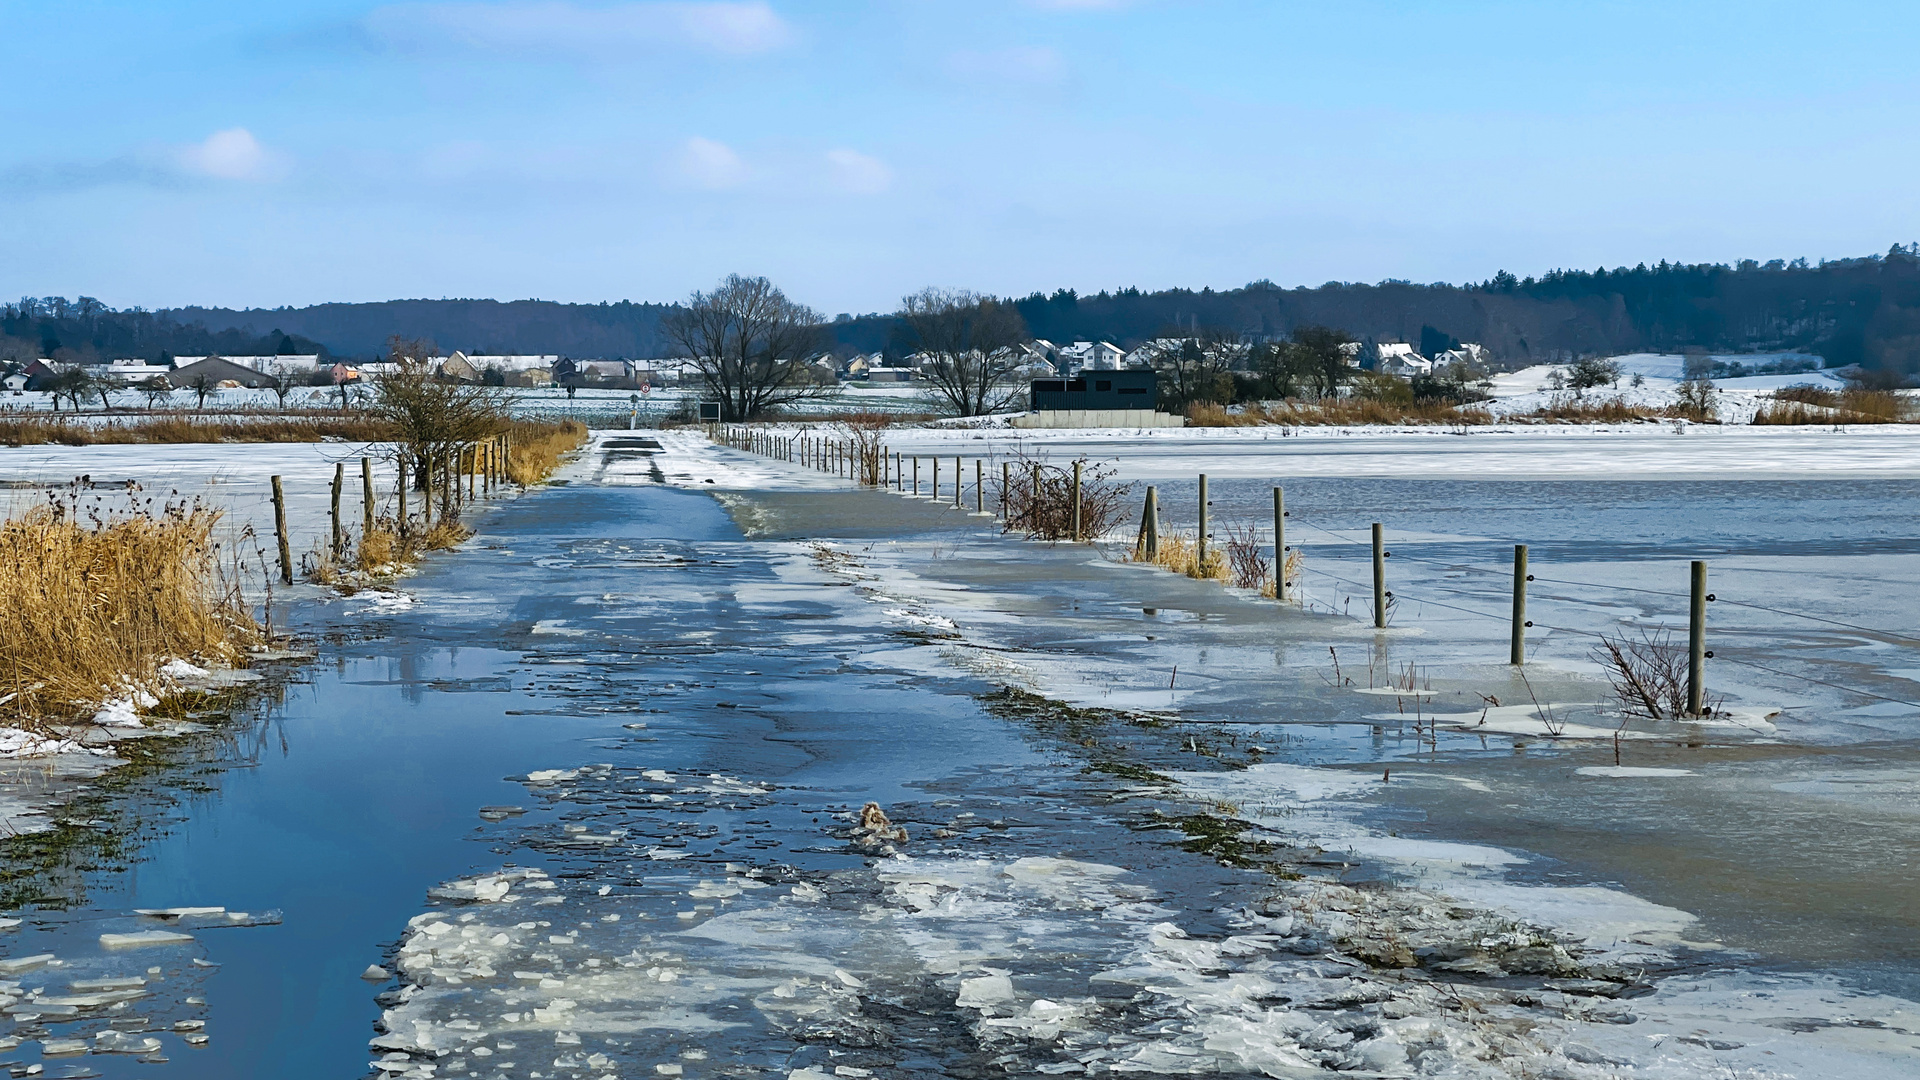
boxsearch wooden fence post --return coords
[1196,473,1209,567]
[1001,461,1010,518]
[1071,461,1083,541]
[330,462,344,557]
[976,460,984,513]
[361,457,375,541]
[1372,522,1387,629]
[1689,560,1708,715]
[1273,487,1286,601]
[398,458,409,529]
[1144,486,1159,560]
[1510,544,1529,665]
[271,475,293,585]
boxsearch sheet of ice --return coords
[99,929,195,947]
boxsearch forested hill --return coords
[9,247,1920,371]
[971,248,1920,372]
[171,298,678,360]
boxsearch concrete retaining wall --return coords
[1009,409,1185,429]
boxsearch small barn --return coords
[1013,369,1182,428]
[170,356,275,389]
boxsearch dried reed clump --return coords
[0,499,259,726]
[1752,386,1913,425]
[503,420,589,487]
[1133,533,1229,582]
[356,526,400,571]
[1002,457,1132,541]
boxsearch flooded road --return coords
[2,432,1918,1079]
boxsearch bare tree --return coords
[368,336,511,518]
[661,275,825,421]
[139,375,173,410]
[269,369,299,410]
[188,373,216,411]
[1144,329,1240,409]
[897,288,1030,417]
[92,373,122,410]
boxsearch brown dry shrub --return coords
[1524,396,1662,423]
[1001,456,1132,542]
[0,499,259,726]
[1222,522,1271,590]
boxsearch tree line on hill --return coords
[12,245,1920,386]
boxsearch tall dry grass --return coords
[504,420,589,486]
[0,414,399,447]
[1185,399,1492,427]
[0,498,260,727]
[1752,387,1913,424]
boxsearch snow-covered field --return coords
[855,422,1920,479]
[1,441,403,557]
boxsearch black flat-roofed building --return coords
[1029,368,1157,412]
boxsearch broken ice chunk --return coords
[361,965,390,981]
[99,930,194,948]
[93,1030,163,1054]
[0,954,54,974]
[135,907,225,919]
[956,974,1015,1007]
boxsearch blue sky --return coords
[5,1,1917,313]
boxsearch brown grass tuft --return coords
[504,420,589,486]
[1752,387,1913,424]
[1185,399,1491,427]
[0,499,259,726]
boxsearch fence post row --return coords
[1372,522,1387,629]
[1273,487,1285,601]
[1510,544,1529,665]
[270,475,293,585]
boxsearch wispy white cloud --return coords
[824,149,891,195]
[3,128,284,195]
[944,45,1067,87]
[677,136,748,189]
[176,128,280,181]
[363,1,796,59]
